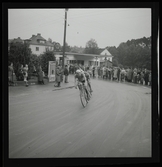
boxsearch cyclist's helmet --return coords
[76,69,81,74]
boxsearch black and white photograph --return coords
[3,2,159,166]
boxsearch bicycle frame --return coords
[78,82,89,107]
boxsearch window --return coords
[89,61,95,66]
[36,47,39,51]
[38,40,45,44]
[40,40,45,44]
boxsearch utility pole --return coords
[62,8,68,69]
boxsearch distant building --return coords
[8,34,113,67]
[54,48,113,67]
[98,48,113,66]
[24,33,54,55]
[8,33,60,55]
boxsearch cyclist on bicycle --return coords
[74,69,90,100]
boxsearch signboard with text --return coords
[48,61,56,82]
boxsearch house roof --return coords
[99,48,112,56]
[97,48,105,54]
[9,37,23,43]
[28,33,53,47]
[54,52,113,58]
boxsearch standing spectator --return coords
[38,66,45,84]
[130,67,134,82]
[71,65,73,74]
[18,64,24,81]
[132,68,135,83]
[120,68,125,82]
[137,68,141,84]
[140,71,144,85]
[87,66,92,77]
[133,68,137,84]
[55,65,62,87]
[100,66,103,79]
[117,67,121,81]
[149,71,151,86]
[23,64,29,87]
[125,68,128,82]
[69,65,72,74]
[97,66,101,78]
[33,65,37,76]
[102,66,106,79]
[111,67,114,81]
[105,66,108,79]
[127,67,133,82]
[92,66,95,78]
[108,67,112,80]
[144,69,149,86]
[134,71,137,83]
[64,65,69,83]
[113,67,118,81]
[8,62,14,86]
[60,65,64,82]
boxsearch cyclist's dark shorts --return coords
[78,80,85,90]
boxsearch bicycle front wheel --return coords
[80,88,87,107]
[87,84,92,97]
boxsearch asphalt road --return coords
[9,76,151,158]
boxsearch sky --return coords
[8,8,151,48]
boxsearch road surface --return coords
[9,77,151,158]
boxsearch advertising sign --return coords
[48,61,56,82]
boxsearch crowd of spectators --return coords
[9,62,151,87]
[68,64,152,86]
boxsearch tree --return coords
[64,42,71,52]
[28,54,41,74]
[84,39,99,54]
[39,51,56,75]
[53,42,61,52]
[106,36,151,70]
[112,58,118,67]
[8,42,32,78]
[70,46,84,53]
[117,42,129,66]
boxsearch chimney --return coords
[37,33,41,36]
[32,35,35,37]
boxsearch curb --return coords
[52,86,75,91]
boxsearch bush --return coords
[39,51,56,74]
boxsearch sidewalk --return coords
[9,74,75,96]
[52,74,75,91]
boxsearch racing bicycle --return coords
[77,82,91,107]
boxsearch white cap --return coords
[76,69,81,73]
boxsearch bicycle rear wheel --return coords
[80,88,87,107]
